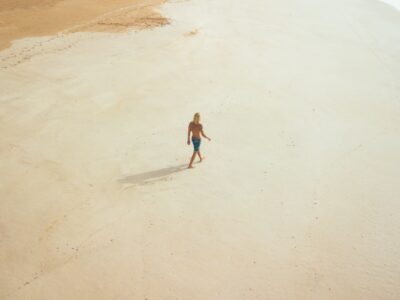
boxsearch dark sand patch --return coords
[0,0,167,51]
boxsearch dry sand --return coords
[1,0,400,299]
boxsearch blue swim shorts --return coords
[192,137,201,152]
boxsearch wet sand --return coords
[0,0,166,50]
[1,0,400,299]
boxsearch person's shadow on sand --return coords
[118,164,187,187]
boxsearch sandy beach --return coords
[1,0,400,299]
[0,0,166,51]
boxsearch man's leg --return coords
[188,151,197,168]
[197,151,203,162]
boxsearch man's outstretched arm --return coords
[201,129,211,141]
[187,124,191,145]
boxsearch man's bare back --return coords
[189,121,203,139]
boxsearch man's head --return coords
[193,112,200,124]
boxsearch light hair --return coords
[193,113,200,124]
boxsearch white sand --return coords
[380,0,400,10]
[1,0,400,299]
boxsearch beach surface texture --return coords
[1,0,400,299]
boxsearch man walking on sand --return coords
[187,113,211,168]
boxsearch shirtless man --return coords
[187,113,211,168]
